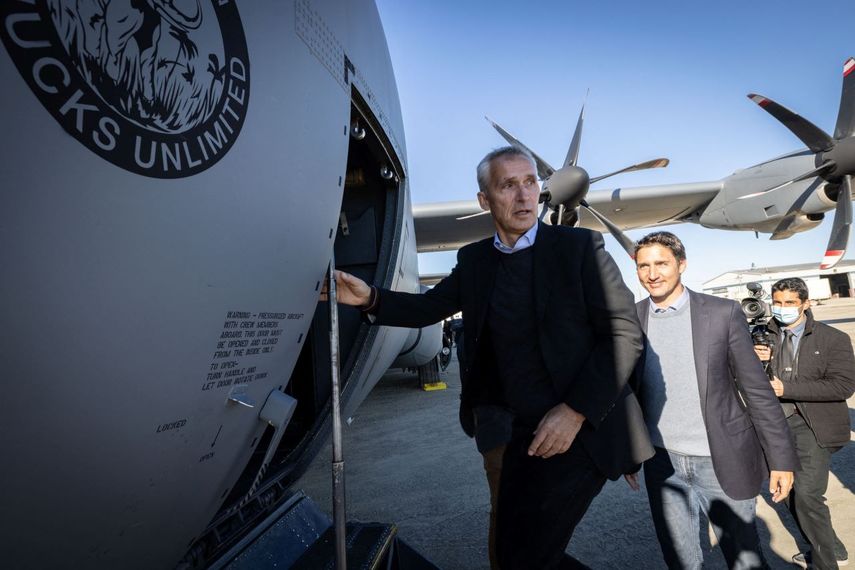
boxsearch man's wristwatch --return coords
[361,286,378,313]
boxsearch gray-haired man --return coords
[334,146,653,569]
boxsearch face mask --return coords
[772,306,801,325]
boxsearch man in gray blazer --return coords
[627,231,798,569]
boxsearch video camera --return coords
[740,282,774,351]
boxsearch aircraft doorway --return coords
[198,92,403,563]
[827,273,852,297]
[281,91,403,465]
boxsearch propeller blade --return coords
[588,158,670,184]
[834,58,855,140]
[738,160,835,200]
[769,213,801,240]
[555,204,567,226]
[769,177,825,240]
[747,94,834,153]
[563,100,586,168]
[485,116,556,179]
[821,174,852,269]
[580,200,636,258]
[456,210,491,221]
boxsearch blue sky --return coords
[375,0,854,296]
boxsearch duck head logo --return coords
[2,0,250,178]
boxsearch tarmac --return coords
[296,298,855,569]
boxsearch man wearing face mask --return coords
[754,277,855,569]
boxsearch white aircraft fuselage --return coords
[1,1,438,567]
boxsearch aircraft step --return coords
[212,491,437,569]
[292,522,439,570]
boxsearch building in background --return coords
[702,261,855,301]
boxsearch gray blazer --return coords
[636,289,798,500]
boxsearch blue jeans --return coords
[644,447,767,569]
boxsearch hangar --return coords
[702,261,855,301]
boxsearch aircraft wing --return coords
[413,180,723,252]
[581,180,724,233]
[419,272,451,286]
[413,201,496,252]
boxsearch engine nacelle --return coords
[700,151,836,234]
[391,321,443,369]
[771,213,824,239]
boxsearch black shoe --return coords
[793,550,849,568]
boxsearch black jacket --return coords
[372,223,654,479]
[767,309,855,448]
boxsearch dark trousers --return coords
[494,434,606,570]
[787,413,846,570]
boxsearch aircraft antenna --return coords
[328,256,348,570]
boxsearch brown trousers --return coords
[482,445,506,570]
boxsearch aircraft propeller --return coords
[741,57,855,269]
[478,103,669,258]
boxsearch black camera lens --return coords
[741,299,765,319]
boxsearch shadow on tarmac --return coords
[829,408,855,495]
[740,501,792,569]
[297,357,824,569]
[759,491,809,565]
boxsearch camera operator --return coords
[754,277,855,569]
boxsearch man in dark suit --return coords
[627,231,798,569]
[333,146,653,569]
[755,277,854,569]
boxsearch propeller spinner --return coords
[743,57,855,269]
[481,103,669,259]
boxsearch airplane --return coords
[1,0,442,567]
[2,1,852,569]
[413,60,855,270]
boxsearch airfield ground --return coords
[297,298,855,569]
